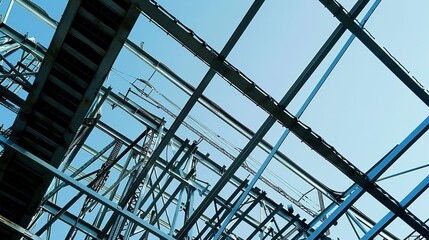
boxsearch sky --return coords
[0,0,429,239]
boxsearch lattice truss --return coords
[0,0,428,239]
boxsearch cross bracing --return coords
[0,0,428,239]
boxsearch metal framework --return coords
[0,0,428,239]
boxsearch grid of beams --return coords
[0,0,428,239]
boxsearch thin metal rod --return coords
[3,0,15,23]
[377,163,429,182]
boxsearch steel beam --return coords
[306,115,429,239]
[362,174,429,239]
[319,0,429,107]
[43,201,100,238]
[0,215,42,240]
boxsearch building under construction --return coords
[0,0,428,239]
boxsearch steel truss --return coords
[0,0,428,239]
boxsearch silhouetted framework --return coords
[0,0,428,239]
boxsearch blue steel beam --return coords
[305,115,429,239]
[319,0,429,107]
[0,135,174,240]
[362,174,429,239]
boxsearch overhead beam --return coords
[306,115,429,239]
[43,201,101,238]
[319,0,429,107]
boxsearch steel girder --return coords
[319,0,429,107]
[0,0,141,237]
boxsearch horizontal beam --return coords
[0,215,42,240]
[319,0,429,107]
[307,115,429,239]
[43,201,100,238]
